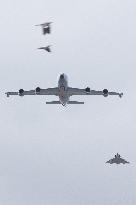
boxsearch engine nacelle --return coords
[19,89,24,96]
[85,87,90,93]
[103,89,108,97]
[35,87,41,94]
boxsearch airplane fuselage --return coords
[58,74,69,106]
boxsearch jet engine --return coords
[35,87,41,94]
[103,89,108,97]
[85,87,90,93]
[19,89,24,96]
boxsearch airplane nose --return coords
[60,74,64,79]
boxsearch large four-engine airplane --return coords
[5,74,123,106]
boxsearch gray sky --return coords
[0,0,136,204]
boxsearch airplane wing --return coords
[38,46,51,52]
[106,158,115,164]
[120,158,129,164]
[5,87,59,97]
[68,87,123,98]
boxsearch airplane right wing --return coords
[68,87,123,98]
[5,87,59,97]
[120,158,129,164]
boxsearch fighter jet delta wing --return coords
[119,158,130,164]
[106,159,115,164]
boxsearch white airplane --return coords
[5,74,123,106]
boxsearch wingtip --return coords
[119,93,123,98]
[5,92,9,97]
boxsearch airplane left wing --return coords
[120,158,129,164]
[68,87,123,98]
[5,87,59,97]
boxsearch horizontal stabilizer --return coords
[46,101,61,104]
[67,101,84,104]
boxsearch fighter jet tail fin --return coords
[46,101,61,104]
[67,101,84,104]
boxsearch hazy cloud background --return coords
[0,0,136,204]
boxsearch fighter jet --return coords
[38,46,51,52]
[5,73,123,106]
[106,153,129,164]
[35,22,52,35]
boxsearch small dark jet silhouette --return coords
[38,46,52,52]
[106,153,130,164]
[35,22,52,35]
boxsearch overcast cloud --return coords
[0,0,136,204]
